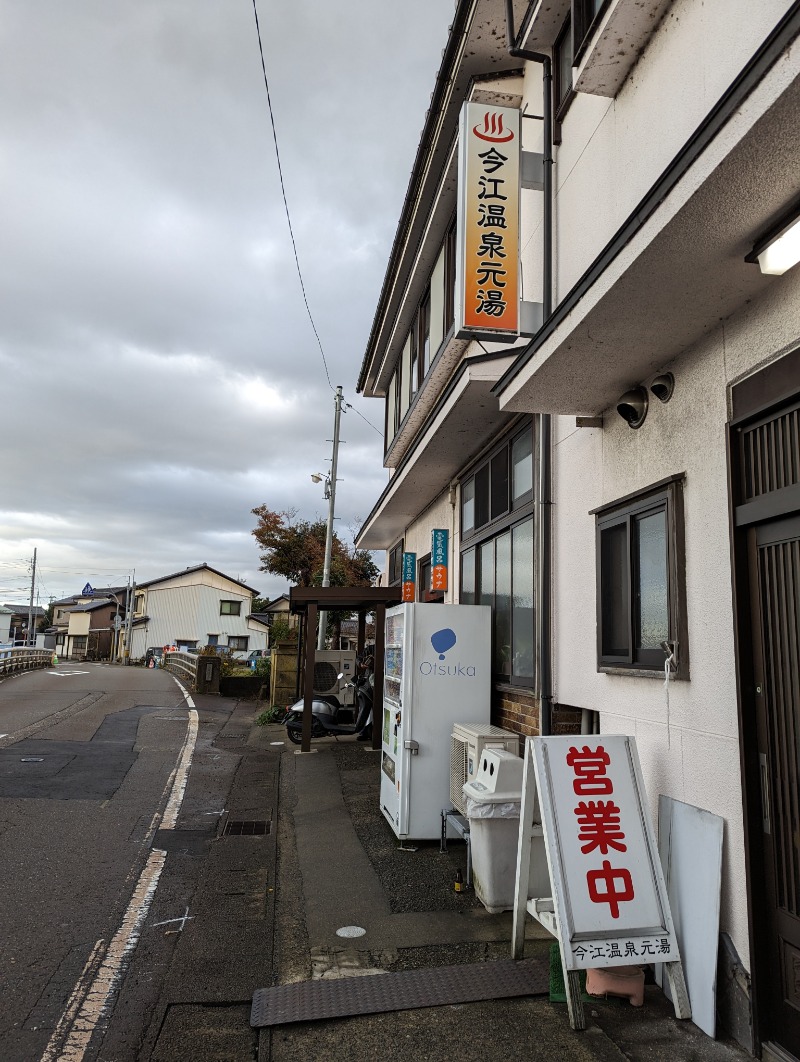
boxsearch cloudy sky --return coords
[0,0,455,605]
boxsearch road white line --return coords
[40,689,200,1062]
[39,938,105,1062]
[40,850,166,1062]
[160,709,198,830]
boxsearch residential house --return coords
[356,1,800,1055]
[51,587,128,660]
[127,564,265,659]
[3,603,48,646]
[0,605,11,646]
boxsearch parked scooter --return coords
[285,668,373,745]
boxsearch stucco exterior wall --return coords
[520,0,794,302]
[551,264,800,970]
[402,490,457,602]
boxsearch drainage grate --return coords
[224,820,270,836]
[251,958,547,1027]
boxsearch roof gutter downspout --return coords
[504,0,554,737]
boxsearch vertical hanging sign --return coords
[401,552,417,602]
[431,529,449,592]
[455,101,520,340]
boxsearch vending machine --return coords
[381,602,491,839]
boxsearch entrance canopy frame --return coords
[289,587,402,753]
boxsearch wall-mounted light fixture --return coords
[746,197,800,276]
[650,372,675,403]
[616,386,648,429]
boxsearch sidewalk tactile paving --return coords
[250,958,547,1027]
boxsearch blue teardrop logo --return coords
[431,628,457,660]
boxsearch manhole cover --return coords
[336,926,366,938]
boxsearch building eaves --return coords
[356,0,527,396]
[137,564,260,596]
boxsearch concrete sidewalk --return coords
[260,727,750,1062]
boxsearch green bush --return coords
[256,704,286,726]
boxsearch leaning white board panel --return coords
[656,795,724,1039]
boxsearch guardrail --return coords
[163,651,199,689]
[0,647,54,677]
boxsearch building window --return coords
[207,634,219,646]
[134,593,145,615]
[461,422,533,536]
[460,421,535,685]
[385,219,457,453]
[388,540,404,586]
[444,220,457,334]
[417,554,444,603]
[72,635,87,654]
[220,600,241,616]
[594,477,687,674]
[409,331,419,405]
[553,13,575,142]
[228,636,248,651]
[573,0,610,63]
[420,295,431,377]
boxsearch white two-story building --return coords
[356,1,800,1056]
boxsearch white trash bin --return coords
[463,748,549,913]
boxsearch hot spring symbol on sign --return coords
[420,628,476,678]
[431,628,457,660]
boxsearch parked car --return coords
[247,649,266,669]
[145,647,163,667]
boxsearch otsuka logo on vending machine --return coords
[419,628,477,678]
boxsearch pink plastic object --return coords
[586,965,645,1007]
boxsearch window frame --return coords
[459,420,536,687]
[417,552,444,603]
[553,12,576,144]
[219,600,242,616]
[572,0,612,65]
[460,421,534,542]
[227,635,248,651]
[593,476,688,677]
[388,540,404,586]
[384,215,458,455]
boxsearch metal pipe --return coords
[505,0,554,735]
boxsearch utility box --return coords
[450,723,520,815]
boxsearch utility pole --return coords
[317,385,343,651]
[124,570,136,663]
[26,547,37,647]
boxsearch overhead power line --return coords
[251,0,332,391]
[249,2,382,438]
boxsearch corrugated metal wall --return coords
[130,577,261,656]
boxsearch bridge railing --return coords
[163,651,199,689]
[0,647,54,676]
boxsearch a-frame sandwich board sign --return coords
[511,734,691,1031]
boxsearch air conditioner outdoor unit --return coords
[313,650,357,706]
[450,723,520,815]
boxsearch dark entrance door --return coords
[749,512,800,1056]
[733,372,800,1058]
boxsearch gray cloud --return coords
[0,0,454,601]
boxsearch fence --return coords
[0,647,54,677]
[162,651,199,689]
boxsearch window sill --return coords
[493,681,536,696]
[598,665,688,680]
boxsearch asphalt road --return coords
[0,662,213,1062]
